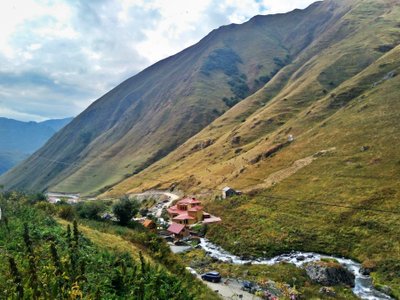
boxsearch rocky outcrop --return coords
[305,261,355,287]
[319,287,336,297]
[191,139,215,152]
[249,142,290,164]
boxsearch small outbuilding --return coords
[222,187,241,199]
[142,219,157,231]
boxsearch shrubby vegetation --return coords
[76,200,107,220]
[200,48,243,77]
[0,192,217,299]
[201,48,250,107]
[112,196,139,225]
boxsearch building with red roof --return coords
[167,223,189,238]
[167,197,221,226]
[141,219,157,231]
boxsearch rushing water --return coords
[199,238,393,300]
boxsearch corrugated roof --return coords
[167,223,186,234]
[167,205,187,215]
[188,206,203,211]
[173,214,195,220]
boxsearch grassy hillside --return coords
[0,192,217,299]
[0,0,356,196]
[101,0,400,296]
[107,0,400,196]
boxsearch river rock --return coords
[296,255,306,261]
[360,266,371,276]
[380,285,392,295]
[319,287,336,297]
[360,260,376,276]
[305,261,355,287]
[261,280,283,297]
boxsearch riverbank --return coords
[198,239,393,300]
[141,190,396,299]
[205,192,400,298]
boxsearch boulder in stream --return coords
[360,259,376,276]
[305,261,355,287]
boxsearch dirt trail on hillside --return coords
[246,148,335,192]
[128,190,181,217]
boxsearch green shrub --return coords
[112,197,139,225]
[76,201,106,220]
[57,205,76,221]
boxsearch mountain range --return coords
[2,0,398,198]
[0,117,72,175]
[1,0,400,295]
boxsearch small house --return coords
[167,223,190,239]
[142,219,157,231]
[222,187,241,199]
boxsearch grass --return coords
[0,193,219,299]
[59,219,219,300]
[57,218,150,262]
[106,0,400,197]
[103,2,400,297]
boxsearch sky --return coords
[0,0,315,121]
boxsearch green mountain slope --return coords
[103,0,400,296]
[0,117,72,175]
[107,0,400,196]
[0,0,354,195]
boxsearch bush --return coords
[76,201,106,220]
[112,197,139,225]
[34,201,57,215]
[57,205,76,221]
[22,192,47,205]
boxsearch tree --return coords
[27,192,47,205]
[112,197,139,225]
[76,201,106,220]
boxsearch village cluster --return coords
[139,187,241,245]
[141,197,222,240]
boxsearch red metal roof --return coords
[188,206,203,212]
[167,205,187,215]
[178,197,201,204]
[167,223,186,234]
[173,214,195,220]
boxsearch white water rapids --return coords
[199,238,393,300]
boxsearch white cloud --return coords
[261,0,315,14]
[0,0,315,121]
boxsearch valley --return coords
[0,117,72,175]
[0,0,399,299]
[130,190,395,299]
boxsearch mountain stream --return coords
[199,238,393,300]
